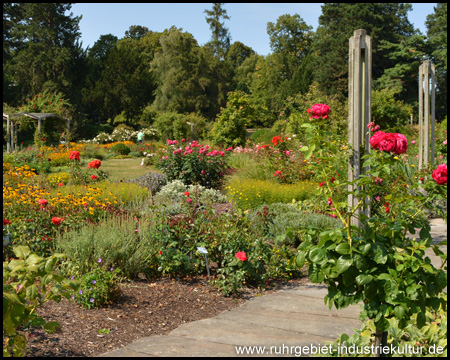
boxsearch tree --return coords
[204,3,231,60]
[125,25,150,40]
[151,29,213,117]
[312,3,414,100]
[266,14,313,80]
[375,34,429,105]
[426,3,447,119]
[225,41,255,69]
[4,3,85,106]
[89,30,161,125]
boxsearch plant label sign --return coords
[197,246,208,254]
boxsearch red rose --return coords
[393,133,408,155]
[3,219,11,225]
[369,131,385,150]
[186,198,193,203]
[87,159,102,169]
[432,164,447,185]
[38,199,48,206]
[90,175,98,180]
[235,251,247,261]
[378,133,397,153]
[69,151,80,161]
[52,217,62,225]
[58,182,64,187]
[184,191,190,197]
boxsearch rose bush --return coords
[295,105,447,352]
[156,140,231,189]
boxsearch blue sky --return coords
[69,3,437,56]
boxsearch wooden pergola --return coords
[3,112,70,152]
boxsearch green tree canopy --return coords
[312,3,414,100]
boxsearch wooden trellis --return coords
[3,112,70,152]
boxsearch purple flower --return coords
[92,280,97,284]
[90,298,94,303]
[110,267,114,271]
[98,258,102,263]
[71,295,75,300]
[71,275,75,280]
[79,290,83,295]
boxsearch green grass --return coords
[99,158,161,182]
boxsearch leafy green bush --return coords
[225,178,315,210]
[153,112,188,141]
[210,91,253,147]
[71,263,122,309]
[371,87,413,129]
[3,246,78,357]
[110,143,131,155]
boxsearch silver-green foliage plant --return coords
[156,180,228,205]
[56,215,157,279]
[3,246,79,357]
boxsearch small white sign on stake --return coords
[197,247,210,280]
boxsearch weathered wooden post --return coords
[348,29,372,227]
[418,60,436,169]
[5,115,11,152]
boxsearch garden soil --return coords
[25,275,310,357]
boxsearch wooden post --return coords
[6,115,11,152]
[348,29,372,227]
[11,120,15,152]
[418,60,436,169]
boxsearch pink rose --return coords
[393,133,408,155]
[378,133,397,153]
[369,131,385,150]
[432,164,447,185]
[235,251,247,261]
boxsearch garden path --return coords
[98,218,446,357]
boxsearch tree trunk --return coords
[373,328,388,357]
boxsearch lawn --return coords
[99,158,162,182]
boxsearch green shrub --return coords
[248,203,341,246]
[71,264,122,309]
[371,87,413,129]
[225,178,315,210]
[153,112,188,141]
[111,143,131,155]
[210,91,253,147]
